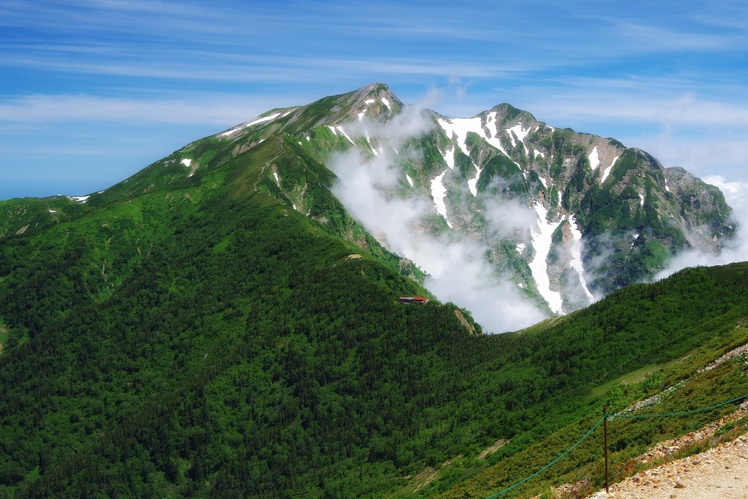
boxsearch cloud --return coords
[654,176,748,279]
[329,108,546,333]
[0,93,265,126]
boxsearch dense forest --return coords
[0,102,746,496]
[1,171,747,497]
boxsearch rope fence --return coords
[484,391,748,498]
[485,416,606,499]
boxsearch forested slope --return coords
[0,91,746,496]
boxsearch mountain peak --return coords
[485,102,537,125]
[347,82,403,120]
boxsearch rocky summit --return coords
[186,83,735,318]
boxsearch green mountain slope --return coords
[0,84,745,497]
[1,156,747,497]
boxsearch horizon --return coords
[2,0,747,202]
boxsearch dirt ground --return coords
[588,433,748,498]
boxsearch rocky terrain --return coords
[588,402,748,499]
[589,433,748,498]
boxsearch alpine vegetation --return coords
[217,83,732,331]
[0,83,746,498]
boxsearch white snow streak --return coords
[507,124,531,154]
[220,112,282,137]
[600,155,619,184]
[431,170,452,228]
[180,158,191,167]
[438,116,505,195]
[442,146,456,170]
[381,97,391,110]
[529,202,563,314]
[481,113,510,156]
[273,171,280,186]
[588,146,600,170]
[336,126,355,145]
[406,174,414,187]
[568,216,595,302]
[437,117,483,158]
[467,174,480,197]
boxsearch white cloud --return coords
[0,94,265,126]
[655,176,748,279]
[329,109,546,333]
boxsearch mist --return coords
[329,108,546,333]
[655,176,748,279]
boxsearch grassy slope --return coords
[435,264,748,498]
[0,123,747,497]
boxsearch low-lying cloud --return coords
[329,108,546,333]
[655,176,748,279]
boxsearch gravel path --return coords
[588,434,748,498]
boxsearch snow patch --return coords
[220,112,282,137]
[600,155,619,184]
[441,146,456,170]
[507,124,531,154]
[468,173,480,197]
[69,195,90,203]
[588,146,600,170]
[516,242,526,254]
[180,158,192,168]
[336,126,355,145]
[568,216,595,302]
[481,113,509,156]
[364,98,375,105]
[368,138,379,157]
[431,170,452,228]
[381,97,391,109]
[437,117,484,158]
[273,171,280,186]
[405,174,414,187]
[529,202,563,314]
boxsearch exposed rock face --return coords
[202,83,735,314]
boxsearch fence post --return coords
[603,408,609,493]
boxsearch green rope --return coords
[610,392,748,420]
[483,391,748,498]
[485,415,606,499]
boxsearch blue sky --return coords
[1,0,747,201]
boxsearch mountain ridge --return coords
[0,82,735,330]
[0,83,746,497]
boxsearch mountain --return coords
[189,83,734,322]
[1,84,734,326]
[0,84,745,497]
